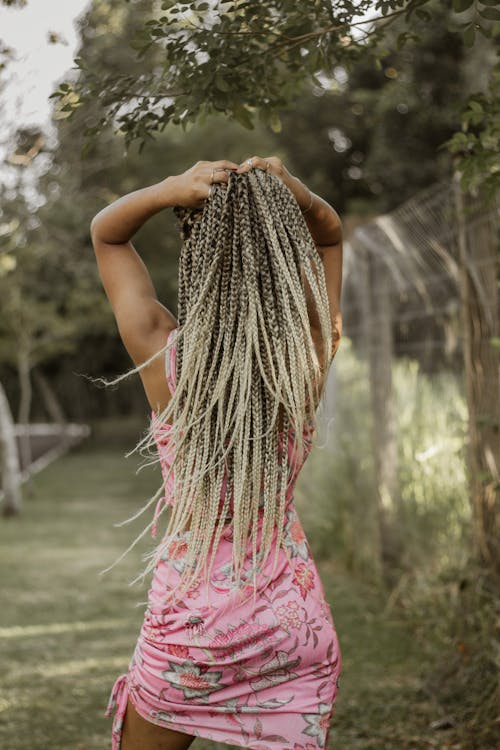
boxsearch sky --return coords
[0,0,90,130]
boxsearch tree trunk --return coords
[454,175,500,576]
[0,379,22,516]
[33,367,73,452]
[33,368,67,424]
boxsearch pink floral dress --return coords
[105,328,342,750]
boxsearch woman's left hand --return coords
[165,159,240,208]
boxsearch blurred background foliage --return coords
[0,1,498,749]
[300,340,470,578]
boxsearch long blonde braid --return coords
[98,169,333,603]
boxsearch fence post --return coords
[356,245,383,580]
[453,172,500,575]
[367,251,403,583]
[0,379,22,516]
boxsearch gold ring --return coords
[264,159,270,172]
[210,168,215,184]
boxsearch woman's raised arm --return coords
[90,160,239,369]
[90,179,179,369]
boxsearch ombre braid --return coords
[99,170,334,603]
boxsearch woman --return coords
[90,155,343,750]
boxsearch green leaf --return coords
[463,24,476,46]
[396,31,408,51]
[449,132,469,150]
[453,0,474,11]
[215,75,231,92]
[479,7,500,20]
[415,8,432,21]
[233,105,254,129]
[481,135,498,151]
[469,100,484,113]
[270,112,282,133]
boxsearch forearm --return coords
[287,175,342,246]
[90,177,177,244]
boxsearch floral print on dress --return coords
[161,660,226,700]
[249,650,301,693]
[292,561,316,600]
[105,327,343,750]
[301,703,333,748]
[283,506,311,561]
[275,600,305,630]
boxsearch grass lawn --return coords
[0,420,451,750]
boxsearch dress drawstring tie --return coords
[105,673,129,750]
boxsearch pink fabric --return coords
[105,328,342,749]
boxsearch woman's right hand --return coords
[164,159,240,208]
[235,155,313,212]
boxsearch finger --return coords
[236,156,270,173]
[207,167,233,185]
[235,156,257,173]
[211,159,240,171]
[211,171,231,185]
[255,156,273,173]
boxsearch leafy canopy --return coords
[50,1,497,142]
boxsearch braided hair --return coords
[99,169,333,604]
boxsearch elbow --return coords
[90,204,107,241]
[89,212,107,250]
[316,206,342,247]
[331,224,342,247]
[89,214,100,243]
[329,211,342,244]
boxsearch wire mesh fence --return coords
[316,174,499,579]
